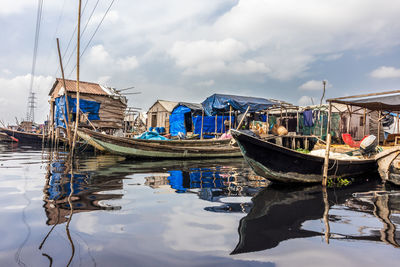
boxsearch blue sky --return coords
[1,0,400,124]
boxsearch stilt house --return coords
[49,78,127,132]
[146,100,178,133]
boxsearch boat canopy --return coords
[201,93,275,116]
[328,91,400,112]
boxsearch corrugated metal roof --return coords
[49,78,110,96]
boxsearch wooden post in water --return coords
[56,38,72,148]
[200,109,204,139]
[72,0,82,154]
[322,102,333,186]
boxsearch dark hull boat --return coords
[0,127,44,144]
[78,128,242,159]
[376,147,400,186]
[231,130,377,183]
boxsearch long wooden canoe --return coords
[0,127,44,144]
[231,129,377,183]
[78,128,242,159]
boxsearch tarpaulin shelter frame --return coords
[200,94,278,138]
[322,89,400,185]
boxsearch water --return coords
[0,143,399,267]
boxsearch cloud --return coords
[298,95,316,106]
[196,80,215,87]
[370,66,400,78]
[169,38,268,75]
[299,80,332,90]
[117,56,139,71]
[0,74,54,124]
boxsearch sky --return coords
[1,0,400,124]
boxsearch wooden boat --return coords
[375,146,400,186]
[231,129,377,183]
[0,127,44,144]
[77,128,242,159]
[0,132,14,142]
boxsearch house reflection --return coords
[42,156,123,226]
[145,166,268,213]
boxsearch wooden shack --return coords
[146,100,178,132]
[49,78,127,131]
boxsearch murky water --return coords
[0,143,399,267]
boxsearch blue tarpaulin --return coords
[170,105,192,136]
[54,95,101,128]
[193,115,233,137]
[135,131,169,140]
[201,93,275,116]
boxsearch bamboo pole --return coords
[322,102,333,186]
[200,109,204,139]
[296,109,299,133]
[56,38,72,148]
[229,105,232,131]
[72,0,82,154]
[215,114,218,137]
[322,186,330,244]
[236,106,250,130]
[378,110,382,145]
[363,108,367,136]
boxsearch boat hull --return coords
[78,129,242,159]
[0,128,44,144]
[231,130,377,183]
[376,147,400,186]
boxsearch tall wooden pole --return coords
[229,105,232,132]
[72,0,82,154]
[363,108,367,137]
[322,101,332,186]
[200,109,204,140]
[56,38,72,148]
[377,110,382,145]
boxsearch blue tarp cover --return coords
[201,93,275,116]
[170,105,192,136]
[193,115,233,136]
[135,131,169,140]
[54,95,101,128]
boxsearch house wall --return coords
[50,90,126,130]
[146,102,171,132]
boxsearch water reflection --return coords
[232,181,400,255]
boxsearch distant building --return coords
[146,100,178,132]
[49,78,127,132]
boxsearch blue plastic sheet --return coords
[135,131,169,140]
[170,105,192,136]
[54,95,101,128]
[192,115,233,137]
[201,93,275,116]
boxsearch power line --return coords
[67,0,117,78]
[62,0,101,75]
[53,0,89,78]
[26,0,44,122]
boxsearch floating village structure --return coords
[48,78,127,134]
[146,100,178,133]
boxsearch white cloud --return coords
[98,75,111,85]
[0,0,34,15]
[298,95,316,106]
[196,80,215,87]
[299,80,332,91]
[117,56,139,71]
[0,74,54,124]
[370,66,400,78]
[87,45,112,65]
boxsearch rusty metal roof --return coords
[49,78,109,96]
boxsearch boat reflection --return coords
[231,181,400,255]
